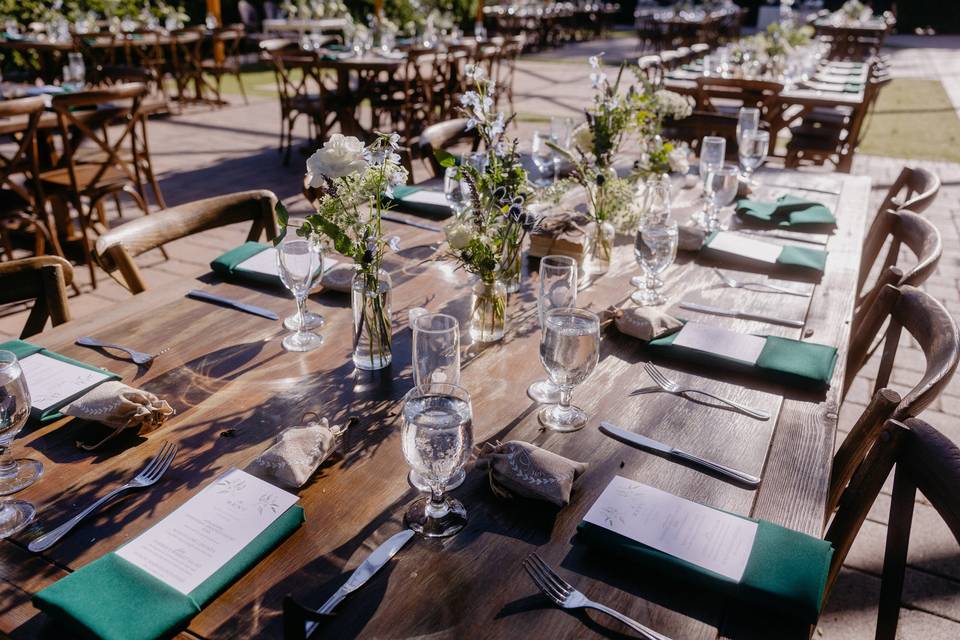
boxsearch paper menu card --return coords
[236,246,338,279]
[672,322,767,366]
[18,352,112,411]
[116,468,298,595]
[583,476,758,582]
[707,232,781,264]
[399,189,450,208]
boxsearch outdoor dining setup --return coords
[0,1,958,639]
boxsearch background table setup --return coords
[0,158,871,639]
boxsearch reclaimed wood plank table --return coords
[0,167,869,639]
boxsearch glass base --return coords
[284,311,324,331]
[353,351,392,370]
[409,468,465,492]
[631,288,667,306]
[538,404,587,432]
[0,500,34,538]
[404,496,466,538]
[527,379,560,404]
[282,331,324,352]
[0,459,43,496]
[692,209,727,232]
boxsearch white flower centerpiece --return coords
[279,132,407,370]
[438,64,538,342]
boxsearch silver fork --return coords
[644,363,770,420]
[523,553,672,640]
[29,442,178,553]
[712,268,810,297]
[76,336,170,365]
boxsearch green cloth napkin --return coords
[0,340,120,422]
[704,232,828,273]
[33,505,304,640]
[389,185,452,218]
[735,195,836,227]
[210,241,281,288]
[577,514,833,624]
[647,330,838,389]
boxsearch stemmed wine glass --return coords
[694,136,726,228]
[281,220,324,332]
[632,177,678,306]
[527,255,578,404]
[738,130,769,188]
[531,131,556,187]
[277,232,325,352]
[0,351,39,537]
[550,116,573,181]
[538,308,600,432]
[702,164,739,232]
[736,107,760,145]
[402,383,473,538]
[444,166,467,218]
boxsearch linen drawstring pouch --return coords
[601,306,683,342]
[476,440,587,507]
[64,381,174,450]
[246,416,351,489]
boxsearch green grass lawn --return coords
[858,77,960,162]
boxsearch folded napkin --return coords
[389,185,453,218]
[65,381,174,450]
[736,195,836,227]
[211,242,353,292]
[648,327,838,390]
[528,214,589,261]
[476,441,587,507]
[33,506,304,640]
[703,231,829,273]
[246,418,341,489]
[602,306,682,342]
[0,340,120,422]
[576,508,832,624]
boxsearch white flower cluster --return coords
[653,89,693,120]
[589,54,608,90]
[306,132,407,203]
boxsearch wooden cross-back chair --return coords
[492,35,525,113]
[874,165,940,220]
[388,49,445,142]
[0,96,63,261]
[824,417,960,640]
[169,28,207,104]
[854,208,941,323]
[39,83,151,287]
[831,285,960,517]
[416,118,482,178]
[0,256,73,338]
[263,47,332,164]
[94,189,278,294]
[72,33,117,85]
[694,76,783,153]
[202,25,248,106]
[662,111,768,161]
[120,29,167,84]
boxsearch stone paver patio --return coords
[1,34,959,639]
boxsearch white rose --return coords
[445,222,472,250]
[667,146,689,174]
[306,134,367,185]
[571,125,594,153]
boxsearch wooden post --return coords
[374,0,383,19]
[206,0,224,63]
[476,0,484,25]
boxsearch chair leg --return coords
[0,224,14,260]
[876,466,916,640]
[236,70,248,105]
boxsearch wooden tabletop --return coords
[0,168,869,639]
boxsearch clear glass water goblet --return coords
[631,174,673,303]
[277,234,325,352]
[694,136,726,228]
[444,166,467,218]
[0,351,40,537]
[633,215,679,306]
[281,221,324,332]
[402,383,473,538]
[736,107,760,146]
[738,130,769,187]
[531,131,556,187]
[538,308,600,432]
[703,164,739,232]
[527,256,578,404]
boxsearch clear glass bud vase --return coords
[501,251,522,293]
[351,268,392,370]
[583,220,615,276]
[470,278,506,343]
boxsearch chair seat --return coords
[38,164,133,192]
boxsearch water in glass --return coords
[0,352,39,537]
[278,236,325,351]
[538,308,600,432]
[528,256,578,404]
[531,131,556,185]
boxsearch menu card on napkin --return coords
[234,245,338,280]
[583,476,758,582]
[398,189,449,208]
[116,469,298,595]
[18,352,113,411]
[672,322,767,366]
[706,232,781,264]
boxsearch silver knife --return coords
[186,289,279,320]
[599,422,760,487]
[306,529,415,635]
[679,301,804,328]
[736,228,829,246]
[381,212,442,232]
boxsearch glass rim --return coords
[543,306,600,325]
[403,381,471,402]
[540,254,577,268]
[0,350,18,372]
[412,312,460,334]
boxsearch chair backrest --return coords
[238,0,259,30]
[824,417,960,638]
[94,190,278,294]
[417,119,481,178]
[0,96,46,205]
[0,256,73,338]
[662,110,767,160]
[213,25,246,63]
[832,285,960,514]
[695,76,784,120]
[875,166,941,220]
[855,208,942,313]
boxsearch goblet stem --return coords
[0,442,14,479]
[425,485,449,519]
[558,385,573,411]
[295,295,307,337]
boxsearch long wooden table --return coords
[0,168,869,639]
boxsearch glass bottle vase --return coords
[351,268,392,370]
[583,220,615,276]
[470,278,506,343]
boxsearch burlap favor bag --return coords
[247,417,352,489]
[64,381,174,450]
[602,306,682,342]
[476,440,587,507]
